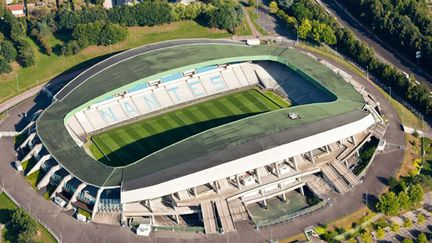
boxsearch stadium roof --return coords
[37,39,365,188]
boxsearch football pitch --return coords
[88,89,289,166]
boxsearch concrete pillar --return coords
[351,135,356,145]
[309,151,315,164]
[91,187,104,220]
[282,193,287,202]
[344,160,349,168]
[300,186,304,196]
[26,154,52,176]
[255,169,262,184]
[263,199,267,207]
[36,164,61,190]
[66,183,86,209]
[193,187,198,197]
[148,199,153,212]
[151,215,155,224]
[214,181,219,194]
[50,174,72,199]
[175,214,179,224]
[325,145,329,153]
[292,158,298,171]
[236,174,241,189]
[275,163,280,178]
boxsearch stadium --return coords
[17,39,386,234]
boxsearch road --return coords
[0,40,406,242]
[318,0,432,87]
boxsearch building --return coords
[7,4,24,17]
[17,40,386,234]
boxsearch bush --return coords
[205,0,243,33]
[417,213,426,224]
[0,56,12,73]
[375,227,385,239]
[15,38,35,67]
[62,40,81,56]
[0,40,17,62]
[403,218,413,228]
[391,222,400,232]
[10,208,37,242]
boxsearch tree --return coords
[0,40,17,62]
[403,239,413,243]
[11,208,37,242]
[321,24,336,45]
[417,213,426,224]
[407,184,424,206]
[311,20,323,42]
[99,23,128,46]
[376,191,400,215]
[375,227,385,239]
[391,222,400,232]
[269,1,279,14]
[403,218,413,228]
[205,0,243,33]
[15,38,35,67]
[0,56,12,74]
[417,232,428,243]
[297,18,312,39]
[360,230,373,243]
[398,191,410,210]
[248,0,256,7]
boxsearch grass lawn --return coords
[20,158,45,189]
[77,208,91,219]
[0,21,230,104]
[0,193,57,243]
[89,89,286,166]
[235,16,253,36]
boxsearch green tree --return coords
[15,38,35,67]
[403,218,413,228]
[398,191,410,210]
[0,56,12,74]
[11,208,37,242]
[376,192,400,215]
[360,230,373,243]
[99,23,128,46]
[311,20,323,42]
[321,24,336,45]
[391,222,400,232]
[297,18,312,39]
[376,227,385,239]
[417,232,428,243]
[206,0,243,33]
[417,213,426,224]
[403,239,414,243]
[248,0,256,7]
[408,184,424,206]
[269,1,279,14]
[0,40,17,62]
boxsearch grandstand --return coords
[16,39,386,234]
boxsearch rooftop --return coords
[37,39,365,188]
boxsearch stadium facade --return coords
[17,39,387,233]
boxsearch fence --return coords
[152,225,205,233]
[252,200,329,228]
[0,187,61,242]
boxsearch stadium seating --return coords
[69,63,269,135]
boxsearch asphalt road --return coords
[0,43,406,242]
[319,0,432,87]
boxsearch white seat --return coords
[232,65,251,86]
[85,108,108,130]
[132,91,163,115]
[201,73,228,95]
[186,78,208,98]
[74,111,95,133]
[221,70,242,89]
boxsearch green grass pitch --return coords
[88,89,288,166]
